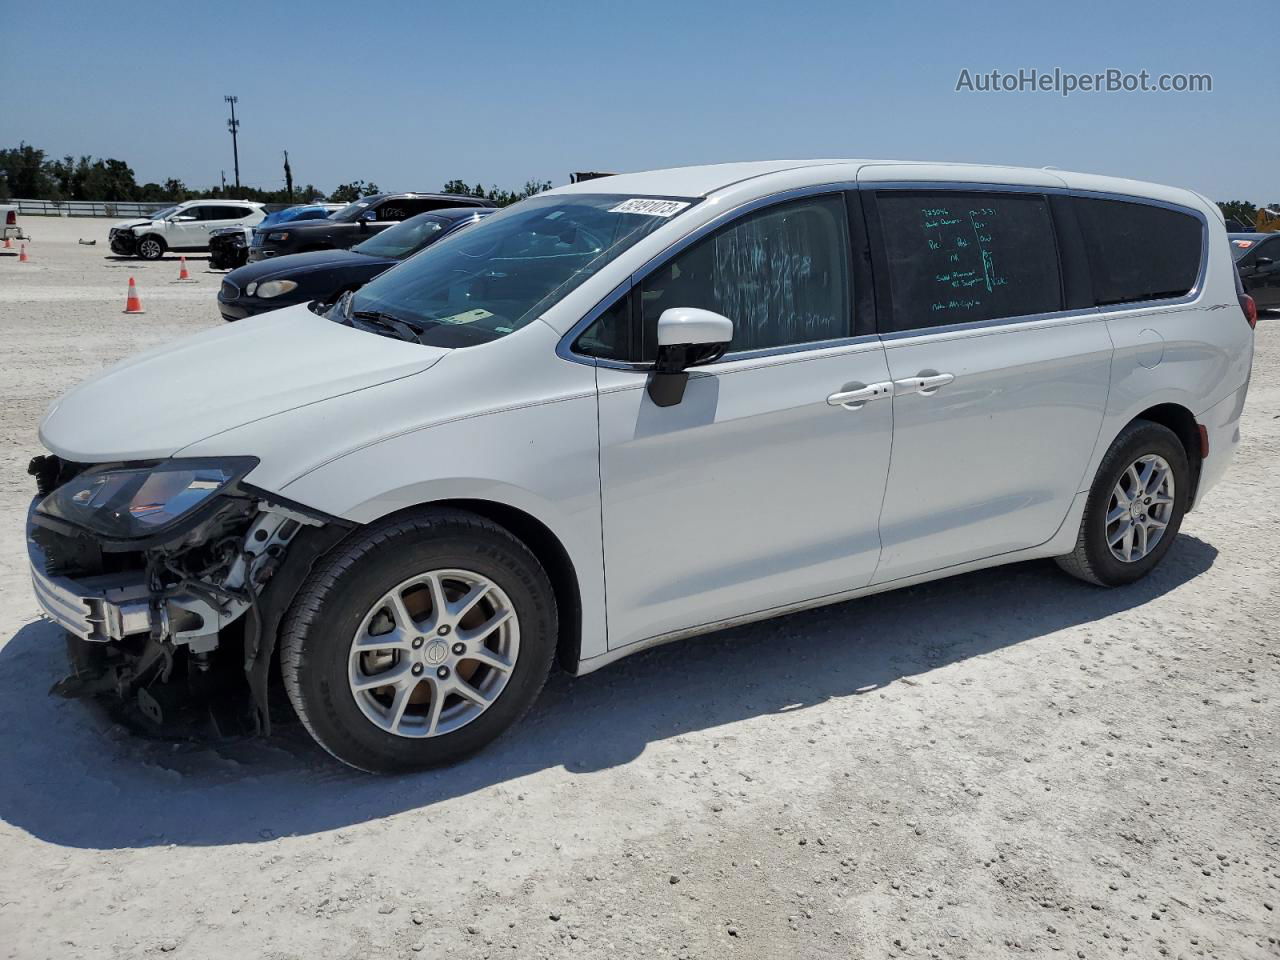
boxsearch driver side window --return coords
[576,194,852,362]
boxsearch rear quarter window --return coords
[1072,197,1203,306]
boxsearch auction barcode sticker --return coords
[609,198,691,217]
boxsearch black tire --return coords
[1056,420,1191,587]
[279,508,557,773]
[136,235,166,260]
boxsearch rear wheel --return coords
[280,509,557,773]
[1056,420,1190,586]
[136,235,165,260]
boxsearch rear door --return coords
[865,186,1112,583]
[580,192,895,649]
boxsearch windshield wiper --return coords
[350,309,429,344]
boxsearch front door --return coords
[167,205,209,248]
[579,193,895,650]
[866,187,1112,583]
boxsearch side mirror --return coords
[647,307,733,407]
[1255,256,1275,270]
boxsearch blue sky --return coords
[3,0,1275,201]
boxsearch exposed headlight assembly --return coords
[267,231,290,241]
[254,280,298,298]
[37,458,258,540]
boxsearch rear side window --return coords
[875,191,1062,331]
[1072,197,1203,306]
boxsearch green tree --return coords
[1219,201,1258,226]
[0,142,56,198]
[329,180,380,203]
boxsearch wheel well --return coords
[1133,403,1202,504]
[424,499,583,673]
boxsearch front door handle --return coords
[827,381,894,409]
[893,372,955,397]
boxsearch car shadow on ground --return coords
[0,535,1217,850]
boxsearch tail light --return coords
[1239,292,1258,330]
[4,211,14,225]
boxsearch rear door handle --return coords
[827,381,894,409]
[893,372,955,397]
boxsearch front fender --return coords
[276,394,608,661]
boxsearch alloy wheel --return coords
[347,569,519,738]
[1106,454,1175,563]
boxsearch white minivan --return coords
[29,161,1255,772]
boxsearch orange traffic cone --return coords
[177,256,194,281]
[18,243,29,262]
[123,276,145,314]
[3,236,11,249]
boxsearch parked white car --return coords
[108,199,265,260]
[1,203,27,243]
[28,160,1254,772]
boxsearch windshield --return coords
[343,194,697,348]
[148,206,178,221]
[331,198,377,222]
[353,215,451,259]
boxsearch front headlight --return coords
[255,280,298,299]
[37,458,257,540]
[267,231,290,241]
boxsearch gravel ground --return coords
[0,217,1277,960]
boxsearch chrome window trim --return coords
[555,180,1213,365]
[877,306,1101,345]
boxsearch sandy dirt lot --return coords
[0,217,1276,960]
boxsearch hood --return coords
[111,218,159,231]
[39,304,448,462]
[227,248,387,285]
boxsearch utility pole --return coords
[283,150,294,203]
[220,170,227,192]
[224,95,241,191]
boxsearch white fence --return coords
[8,198,174,218]
[9,198,302,217]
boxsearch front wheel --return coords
[1056,420,1190,586]
[136,235,165,260]
[280,509,557,773]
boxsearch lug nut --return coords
[451,642,465,656]
[437,625,451,636]
[412,637,424,649]
[436,666,450,679]
[411,664,424,676]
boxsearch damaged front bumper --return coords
[25,456,351,731]
[27,496,315,654]
[28,507,151,643]
[108,229,138,256]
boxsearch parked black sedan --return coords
[247,192,494,262]
[218,208,494,321]
[1230,232,1280,311]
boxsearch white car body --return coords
[34,160,1252,678]
[108,199,265,256]
[1,203,25,241]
